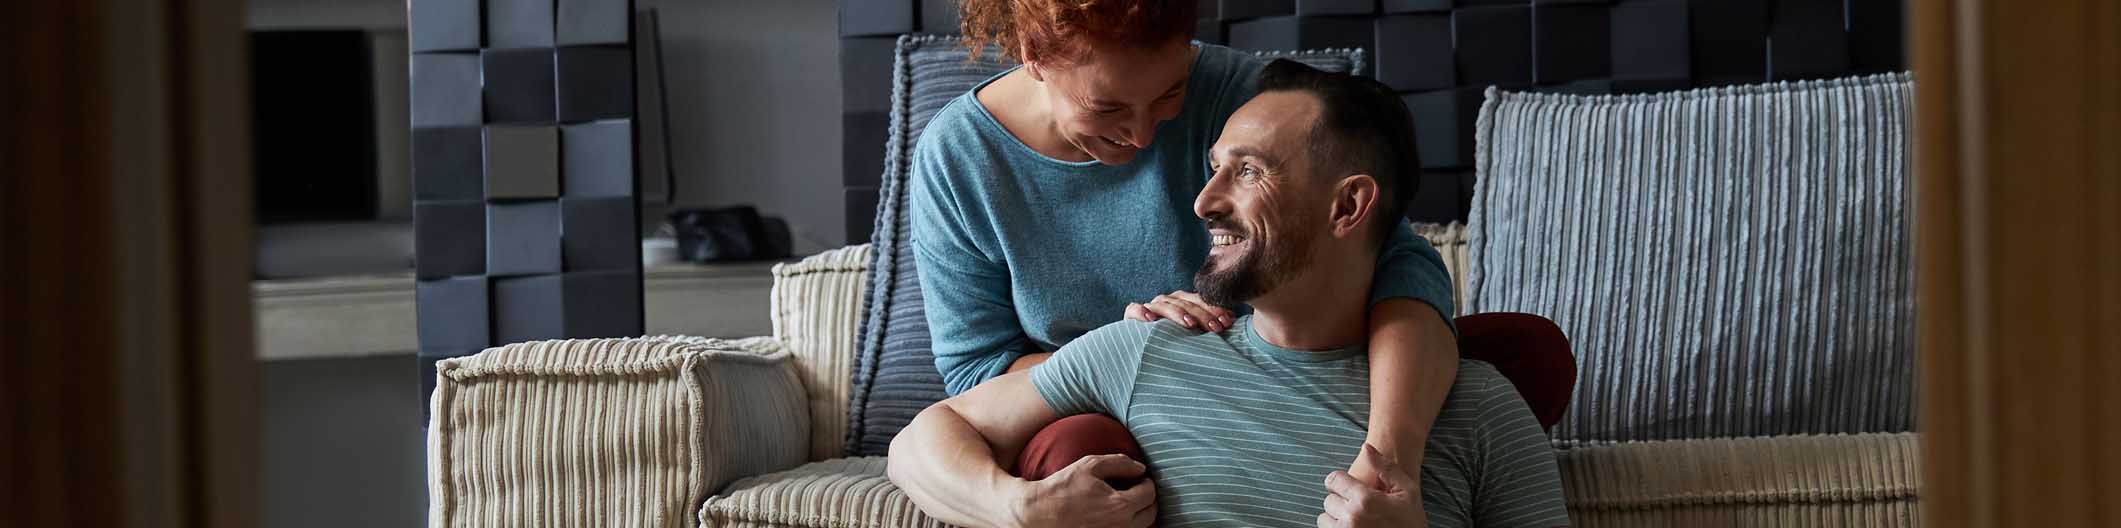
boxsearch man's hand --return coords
[1011,454,1157,528]
[1124,290,1234,333]
[1318,444,1425,528]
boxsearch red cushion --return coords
[1454,313,1576,432]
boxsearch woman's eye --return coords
[1094,107,1123,115]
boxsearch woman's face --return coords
[1027,39,1196,166]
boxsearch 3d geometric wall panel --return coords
[410,0,643,400]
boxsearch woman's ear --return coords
[1022,45,1046,82]
[1330,174,1381,240]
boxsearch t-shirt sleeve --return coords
[1467,366,1572,527]
[1029,321,1154,419]
[1369,223,1459,335]
[907,116,1040,396]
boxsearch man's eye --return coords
[1240,165,1260,180]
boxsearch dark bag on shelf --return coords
[667,206,791,262]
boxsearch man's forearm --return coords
[1361,299,1459,486]
[887,403,1031,528]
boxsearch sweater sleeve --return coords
[1368,222,1459,334]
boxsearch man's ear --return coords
[1329,174,1381,240]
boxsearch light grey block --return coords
[486,0,554,48]
[416,276,489,349]
[561,121,632,198]
[411,53,481,127]
[409,0,480,52]
[493,274,565,343]
[558,0,629,46]
[484,126,560,199]
[486,201,561,276]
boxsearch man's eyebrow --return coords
[1216,145,1278,168]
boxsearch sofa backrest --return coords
[1464,74,1917,443]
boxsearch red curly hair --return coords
[958,0,1198,66]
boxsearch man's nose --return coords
[1194,171,1231,220]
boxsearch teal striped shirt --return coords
[1030,318,1570,528]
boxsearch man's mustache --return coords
[1202,217,1246,235]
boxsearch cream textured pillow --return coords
[769,244,871,461]
[698,456,946,528]
[428,336,810,528]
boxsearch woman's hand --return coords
[1123,290,1234,333]
[1317,444,1426,528]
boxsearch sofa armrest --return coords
[428,336,809,528]
[769,244,871,461]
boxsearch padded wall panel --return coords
[841,38,898,114]
[562,120,633,197]
[561,270,644,338]
[411,53,482,127]
[1229,15,1375,52]
[1453,6,1534,86]
[561,197,637,272]
[556,46,634,122]
[1402,88,1480,169]
[482,49,557,124]
[1767,0,1850,81]
[844,111,889,188]
[1610,0,1690,81]
[1687,0,1769,86]
[846,186,878,245]
[417,276,491,349]
[409,0,480,52]
[1408,169,1463,223]
[558,0,629,46]
[493,274,565,343]
[1298,0,1374,16]
[486,201,562,277]
[414,126,486,201]
[416,201,486,279]
[923,0,961,33]
[1374,14,1455,91]
[1532,4,1611,84]
[1383,0,1449,13]
[1222,0,1296,20]
[842,0,916,36]
[487,0,556,48]
[484,126,560,199]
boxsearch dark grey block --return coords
[1606,77,1690,93]
[415,201,485,278]
[416,276,490,349]
[481,48,557,124]
[561,270,643,338]
[1228,16,1374,52]
[483,126,560,199]
[1456,170,1477,223]
[1407,169,1463,222]
[1767,0,1849,81]
[411,53,482,127]
[922,0,961,33]
[1459,0,1530,5]
[487,0,555,49]
[1299,0,1374,15]
[1609,0,1689,80]
[1374,14,1455,91]
[1538,78,1611,95]
[1402,88,1480,169]
[845,186,879,245]
[561,197,637,272]
[843,111,888,188]
[556,46,634,123]
[1454,6,1535,85]
[841,37,898,114]
[486,201,562,277]
[414,126,485,201]
[1222,0,1295,20]
[1199,0,1221,20]
[1688,0,1768,86]
[1847,0,1904,72]
[562,120,633,198]
[841,0,916,36]
[558,0,628,46]
[1383,0,1449,13]
[409,0,480,52]
[493,274,565,343]
[1533,4,1610,83]
[1196,17,1226,45]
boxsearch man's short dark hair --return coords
[1255,59,1422,246]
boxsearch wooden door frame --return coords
[1914,0,2121,525]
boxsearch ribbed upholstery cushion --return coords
[770,244,872,461]
[1465,74,1917,442]
[427,337,809,528]
[1413,222,1469,317]
[1559,433,1921,527]
[848,33,1369,456]
[698,457,946,528]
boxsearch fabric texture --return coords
[1465,73,1917,442]
[1029,318,1570,528]
[698,457,948,528]
[427,336,809,528]
[1557,433,1920,527]
[769,244,872,461]
[846,33,1369,456]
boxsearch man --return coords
[886,60,1570,528]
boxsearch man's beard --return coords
[1194,219,1312,309]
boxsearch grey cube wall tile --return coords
[841,0,916,36]
[843,111,888,188]
[1408,169,1463,222]
[482,48,557,124]
[1847,0,1904,72]
[562,120,633,198]
[1374,15,1455,91]
[487,0,555,48]
[484,126,560,199]
[1196,17,1227,45]
[1532,4,1610,84]
[486,201,562,277]
[413,126,485,201]
[561,197,638,272]
[841,37,898,114]
[1454,6,1535,85]
[1766,0,1849,81]
[493,274,565,343]
[1609,0,1689,80]
[558,0,629,46]
[1299,0,1375,16]
[1229,16,1375,52]
[845,186,879,245]
[923,0,961,33]
[415,201,485,278]
[1222,0,1296,20]
[1383,0,1449,13]
[1687,0,1769,85]
[561,270,643,338]
[416,276,490,349]
[1402,88,1480,169]
[409,0,480,52]
[411,53,482,127]
[556,46,634,123]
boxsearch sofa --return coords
[427,36,1921,528]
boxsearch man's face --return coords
[1031,40,1194,166]
[1192,91,1328,308]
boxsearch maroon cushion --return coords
[1454,313,1575,431]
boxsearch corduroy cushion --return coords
[1466,74,1917,442]
[847,33,1370,456]
[698,457,947,528]
[427,337,809,528]
[770,244,872,461]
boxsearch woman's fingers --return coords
[1166,291,1234,325]
[1151,295,1228,333]
[1124,302,1160,322]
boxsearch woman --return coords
[907,0,1460,523]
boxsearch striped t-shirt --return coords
[1030,317,1570,528]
